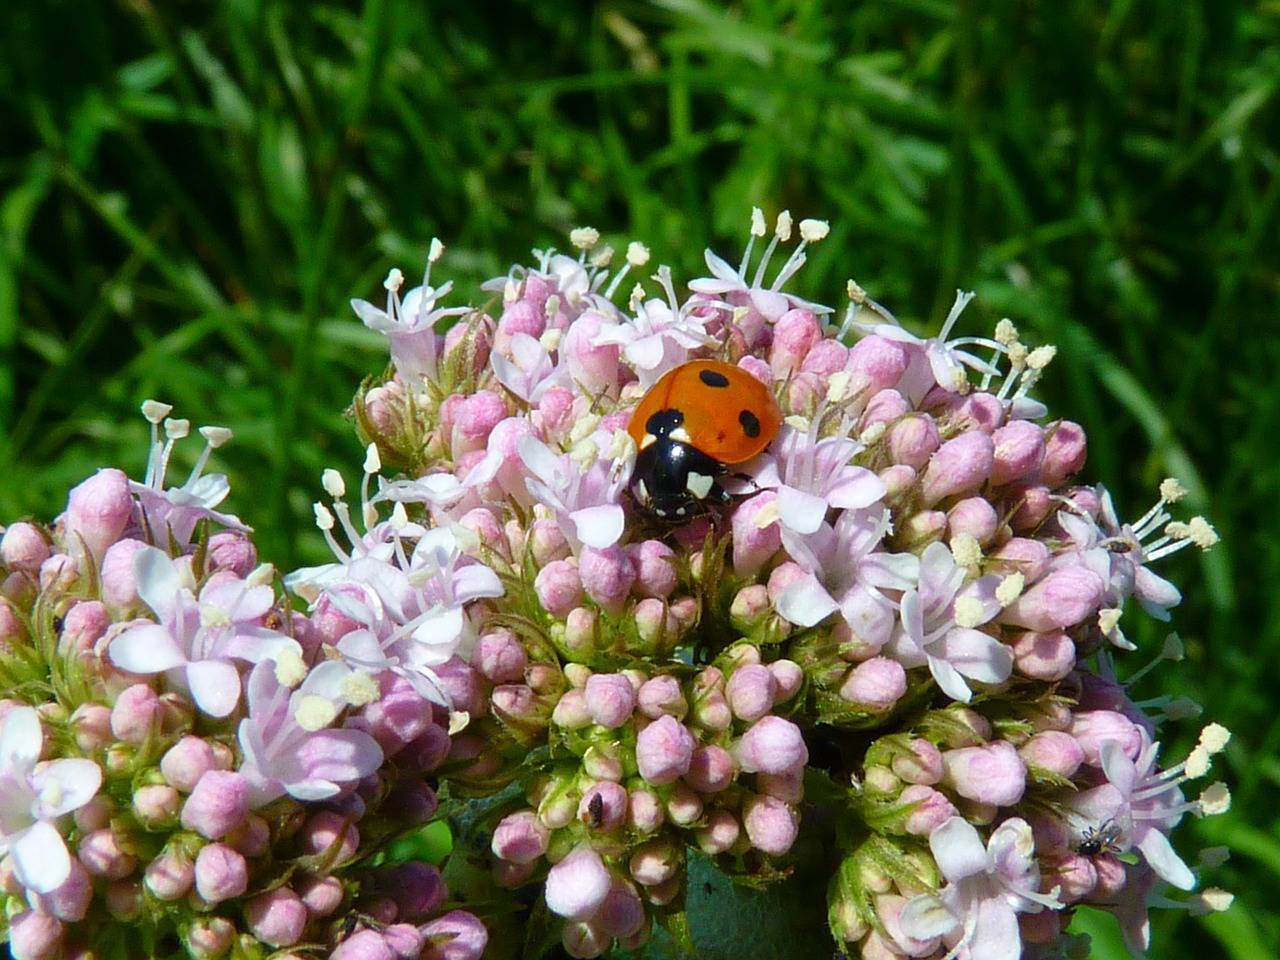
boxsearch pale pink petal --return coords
[1100,741,1139,796]
[928,816,989,883]
[572,505,626,550]
[11,820,71,893]
[838,585,894,647]
[283,729,384,789]
[1136,829,1195,891]
[928,655,974,703]
[186,659,243,718]
[133,546,181,621]
[109,624,187,674]
[826,469,886,511]
[936,628,1013,685]
[452,565,505,602]
[518,437,562,488]
[899,893,959,941]
[969,897,1021,960]
[775,575,839,628]
[0,706,43,772]
[777,485,830,535]
[30,759,101,818]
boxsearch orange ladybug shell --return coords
[627,360,782,465]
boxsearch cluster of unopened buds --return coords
[1,208,1232,960]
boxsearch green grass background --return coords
[1,1,1277,957]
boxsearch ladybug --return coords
[627,359,782,519]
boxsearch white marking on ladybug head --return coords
[669,426,693,444]
[640,434,657,450]
[675,506,687,516]
[686,471,715,500]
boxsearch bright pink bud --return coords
[737,716,808,775]
[161,736,218,792]
[59,600,110,657]
[730,491,781,577]
[991,420,1046,486]
[1012,630,1076,681]
[847,336,909,394]
[492,810,550,864]
[877,464,915,500]
[944,392,1005,433]
[331,931,395,960]
[802,339,849,376]
[686,744,735,794]
[34,860,91,922]
[921,431,995,505]
[545,847,612,921]
[743,794,799,855]
[1,523,49,573]
[474,629,527,684]
[193,842,247,903]
[579,781,628,832]
[69,703,112,753]
[8,911,64,960]
[900,784,959,836]
[297,874,345,918]
[1010,484,1055,530]
[1069,710,1143,765]
[946,498,999,544]
[65,468,132,559]
[245,887,308,947]
[766,561,808,605]
[453,390,507,452]
[144,846,195,901]
[892,738,944,785]
[1040,421,1087,487]
[382,923,424,959]
[1000,566,1106,632]
[839,657,906,710]
[299,811,359,864]
[628,540,677,598]
[636,715,695,785]
[860,389,910,430]
[989,537,1051,582]
[133,783,180,828]
[579,545,636,614]
[564,313,623,395]
[725,664,777,722]
[942,741,1027,807]
[420,910,489,960]
[207,531,257,577]
[432,657,488,717]
[595,876,645,939]
[696,808,742,855]
[497,298,544,344]
[78,828,135,879]
[110,683,159,745]
[225,813,270,857]
[770,309,822,376]
[584,673,637,728]
[1019,731,1084,778]
[767,660,803,702]
[637,675,687,720]
[182,770,250,839]
[37,553,77,592]
[887,415,940,469]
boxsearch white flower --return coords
[0,708,102,893]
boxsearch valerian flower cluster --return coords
[0,209,1232,960]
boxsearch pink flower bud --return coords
[595,876,645,940]
[686,744,735,793]
[743,794,799,855]
[69,703,112,753]
[185,916,237,959]
[579,781,628,832]
[381,863,442,924]
[990,420,1046,486]
[847,336,908,394]
[1019,731,1084,778]
[946,497,999,544]
[475,629,527,684]
[627,788,665,833]
[34,860,92,922]
[0,602,23,649]
[78,828,135,879]
[133,783,180,828]
[193,843,247,903]
[245,887,308,947]
[860,389,910,430]
[551,688,592,729]
[887,416,940,469]
[65,468,132,559]
[637,675,687,720]
[103,879,142,919]
[627,540,677,599]
[181,770,250,839]
[389,780,440,825]
[563,313,623,396]
[689,668,732,732]
[382,923,423,958]
[801,339,849,376]
[636,715,695,785]
[57,601,109,659]
[297,874,345,918]
[1040,421,1087,487]
[331,931,395,960]
[729,585,771,634]
[497,299,544,345]
[900,784,959,836]
[545,847,612,921]
[432,657,488,717]
[725,664,777,722]
[453,390,507,453]
[921,431,995,505]
[1,523,49,573]
[989,537,1051,582]
[1047,852,1097,903]
[1012,630,1076,681]
[1069,710,1143,765]
[839,657,906,711]
[892,739,944,785]
[300,811,359,864]
[160,736,218,792]
[492,810,550,864]
[144,846,195,901]
[8,911,64,960]
[1000,566,1106,632]
[420,910,489,960]
[665,782,704,826]
[766,660,803,703]
[1010,484,1055,531]
[584,673,637,728]
[730,492,781,577]
[942,741,1027,807]
[766,561,808,605]
[110,683,159,745]
[224,813,269,858]
[737,716,808,775]
[579,546,636,614]
[1092,855,1128,898]
[38,553,78,593]
[207,531,257,577]
[900,509,947,547]
[629,838,680,887]
[755,766,802,803]
[696,808,742,855]
[771,309,822,376]
[943,392,1005,433]
[737,354,772,384]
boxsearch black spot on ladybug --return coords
[739,409,761,438]
[646,409,684,438]
[699,369,731,388]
